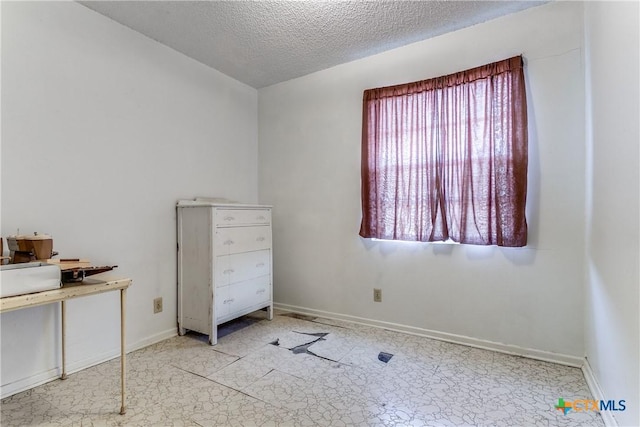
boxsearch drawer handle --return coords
[223,240,234,245]
[256,215,266,220]
[256,262,265,268]
[224,216,235,221]
[223,269,234,275]
[224,298,235,304]
[256,236,265,242]
[256,288,266,294]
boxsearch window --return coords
[360,56,528,247]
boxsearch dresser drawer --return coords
[229,276,271,313]
[215,250,270,287]
[245,276,271,309]
[215,209,271,227]
[215,286,230,321]
[215,277,270,322]
[215,226,271,255]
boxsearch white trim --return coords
[274,302,584,367]
[0,367,60,400]
[582,358,619,427]
[0,327,177,399]
[127,327,178,353]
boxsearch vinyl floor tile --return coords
[1,313,605,427]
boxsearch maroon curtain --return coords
[360,56,528,247]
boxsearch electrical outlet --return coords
[373,288,382,302]
[153,297,163,314]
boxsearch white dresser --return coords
[176,200,273,345]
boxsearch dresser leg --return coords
[209,324,217,345]
[267,304,273,320]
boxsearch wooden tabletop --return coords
[0,275,132,313]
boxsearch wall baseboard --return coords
[274,302,584,367]
[0,327,177,399]
[127,327,178,353]
[0,367,61,400]
[582,358,619,427]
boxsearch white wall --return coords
[584,2,639,426]
[1,1,258,396]
[259,2,587,360]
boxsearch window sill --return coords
[371,238,460,245]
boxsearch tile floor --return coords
[1,311,604,426]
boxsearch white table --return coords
[0,275,132,414]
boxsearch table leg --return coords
[61,300,67,380]
[119,288,127,415]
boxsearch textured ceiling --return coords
[79,1,545,89]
